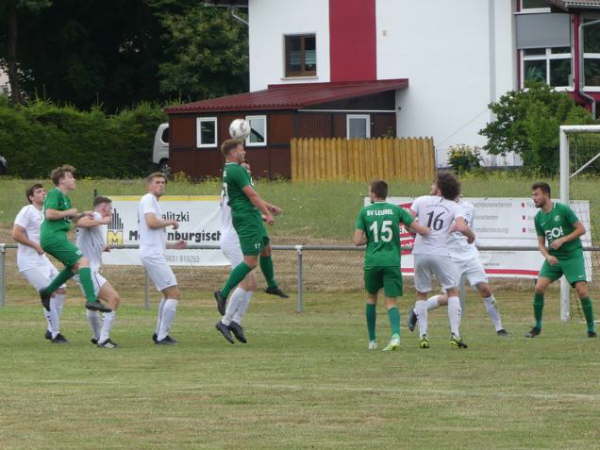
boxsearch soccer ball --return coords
[229,119,251,140]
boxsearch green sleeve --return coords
[230,164,251,190]
[563,204,580,225]
[534,214,544,237]
[44,189,61,210]
[397,206,414,227]
[355,208,366,231]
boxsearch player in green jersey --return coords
[214,139,288,315]
[527,182,596,338]
[39,165,110,313]
[353,180,430,351]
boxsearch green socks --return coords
[366,303,376,341]
[221,262,252,299]
[78,267,97,303]
[387,307,401,337]
[533,293,544,329]
[41,267,75,296]
[580,297,596,333]
[259,255,278,289]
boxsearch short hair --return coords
[146,172,167,184]
[25,183,43,203]
[370,180,388,199]
[50,165,76,186]
[93,196,112,207]
[221,139,243,157]
[436,171,461,200]
[532,182,551,196]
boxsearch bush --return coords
[448,144,481,174]
[0,98,167,178]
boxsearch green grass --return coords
[1,290,599,449]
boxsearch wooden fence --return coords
[290,137,435,182]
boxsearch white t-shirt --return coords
[138,193,167,258]
[447,200,479,261]
[76,211,107,271]
[13,204,51,271]
[410,195,464,256]
[220,181,235,236]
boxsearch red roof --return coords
[165,79,408,114]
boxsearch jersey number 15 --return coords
[369,220,393,243]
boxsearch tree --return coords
[479,82,595,174]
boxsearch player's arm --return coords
[11,224,44,254]
[76,215,110,228]
[45,207,78,220]
[538,235,558,265]
[550,221,585,250]
[144,212,178,230]
[353,229,367,246]
[241,185,274,224]
[167,240,187,249]
[454,217,475,243]
[408,221,429,236]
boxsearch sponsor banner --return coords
[363,197,592,280]
[103,195,229,266]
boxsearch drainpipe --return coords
[230,7,248,26]
[578,18,600,117]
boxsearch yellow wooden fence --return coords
[290,137,435,182]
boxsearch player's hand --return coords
[65,208,79,218]
[34,244,44,255]
[173,240,187,249]
[467,235,475,244]
[546,255,559,265]
[268,204,282,216]
[169,220,179,230]
[264,213,275,225]
[550,238,565,250]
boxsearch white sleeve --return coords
[14,207,29,228]
[410,196,422,215]
[141,195,158,215]
[453,202,465,219]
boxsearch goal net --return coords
[559,125,600,321]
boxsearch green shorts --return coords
[41,233,82,267]
[364,266,403,297]
[233,215,269,256]
[539,252,587,286]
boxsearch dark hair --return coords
[93,196,112,207]
[50,165,76,186]
[221,138,243,156]
[436,172,461,200]
[532,182,551,196]
[370,180,388,199]
[146,171,167,184]
[26,183,44,203]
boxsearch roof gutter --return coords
[578,18,600,117]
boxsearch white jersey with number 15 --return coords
[410,195,464,256]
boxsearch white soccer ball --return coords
[229,119,251,140]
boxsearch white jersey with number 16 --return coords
[410,195,464,256]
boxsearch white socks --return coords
[425,295,441,311]
[99,311,116,343]
[448,296,462,338]
[483,295,504,331]
[221,287,253,326]
[155,298,166,336]
[415,300,428,338]
[86,309,101,340]
[157,299,177,341]
[49,294,65,338]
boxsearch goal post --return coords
[558,125,600,321]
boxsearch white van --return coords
[152,123,169,172]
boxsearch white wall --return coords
[0,67,9,96]
[248,0,330,91]
[377,0,518,166]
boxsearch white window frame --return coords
[519,0,551,13]
[584,52,600,91]
[245,115,267,147]
[346,114,371,139]
[196,117,217,148]
[520,47,573,91]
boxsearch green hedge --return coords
[0,97,167,178]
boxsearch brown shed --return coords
[164,78,408,179]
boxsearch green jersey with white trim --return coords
[534,202,582,259]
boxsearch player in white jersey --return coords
[408,198,507,336]
[76,196,121,348]
[216,162,256,344]
[409,172,475,349]
[12,184,68,343]
[139,172,186,345]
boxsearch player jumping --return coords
[76,196,121,348]
[410,172,475,349]
[39,165,110,313]
[527,182,596,338]
[354,180,429,351]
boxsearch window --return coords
[245,115,267,147]
[584,19,600,88]
[196,117,217,148]
[520,0,550,12]
[346,114,370,139]
[521,47,572,89]
[285,34,316,77]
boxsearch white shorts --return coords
[452,257,488,287]
[413,254,459,293]
[74,271,107,297]
[221,230,243,267]
[141,255,177,292]
[20,262,63,292]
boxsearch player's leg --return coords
[381,267,402,352]
[261,241,288,298]
[364,268,382,350]
[434,257,466,348]
[227,272,257,344]
[573,281,596,337]
[413,255,432,348]
[474,282,506,335]
[142,255,179,344]
[560,254,596,337]
[528,259,561,337]
[96,278,120,348]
